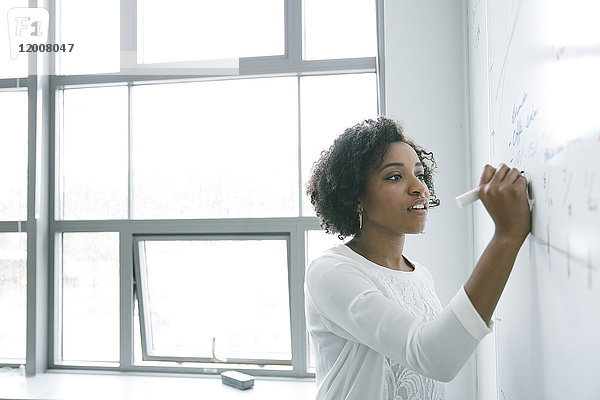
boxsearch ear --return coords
[356,199,362,212]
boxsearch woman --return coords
[304,116,530,400]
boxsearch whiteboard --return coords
[468,0,600,399]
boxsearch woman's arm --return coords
[464,164,532,324]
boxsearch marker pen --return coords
[455,171,534,209]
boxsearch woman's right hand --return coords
[477,163,531,246]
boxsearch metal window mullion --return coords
[121,0,137,71]
[134,233,290,241]
[25,0,52,371]
[128,84,133,219]
[49,0,60,370]
[49,217,321,234]
[49,57,376,87]
[296,76,303,216]
[375,0,386,115]
[286,0,303,66]
[142,355,292,366]
[48,81,59,372]
[52,232,63,367]
[289,226,308,376]
[133,238,154,363]
[0,78,29,89]
[49,81,59,228]
[58,0,135,360]
[0,221,28,231]
[25,69,38,376]
[119,229,134,370]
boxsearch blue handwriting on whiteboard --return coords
[495,0,525,100]
[544,145,565,162]
[525,107,538,128]
[544,138,582,163]
[510,119,523,147]
[512,93,528,123]
[509,92,537,148]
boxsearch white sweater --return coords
[304,244,493,400]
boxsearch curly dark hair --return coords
[306,115,440,240]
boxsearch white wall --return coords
[383,1,476,399]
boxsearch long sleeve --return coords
[305,256,492,383]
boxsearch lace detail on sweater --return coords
[378,271,446,400]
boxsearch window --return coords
[137,0,285,64]
[0,91,28,221]
[59,0,120,75]
[133,236,291,366]
[59,232,120,364]
[59,87,128,220]
[0,89,28,364]
[0,0,383,377]
[303,0,377,60]
[130,78,299,219]
[0,233,27,363]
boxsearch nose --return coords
[409,175,429,196]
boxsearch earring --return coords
[358,211,363,229]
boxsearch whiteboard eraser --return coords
[221,370,254,390]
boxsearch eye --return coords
[387,174,402,181]
[417,174,426,181]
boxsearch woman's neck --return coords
[346,231,413,271]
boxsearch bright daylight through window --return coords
[0,0,382,377]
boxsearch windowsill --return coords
[0,370,316,400]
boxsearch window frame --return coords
[132,234,293,366]
[50,218,320,377]
[0,0,386,377]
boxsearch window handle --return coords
[211,337,228,363]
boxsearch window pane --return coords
[0,0,29,78]
[306,230,344,266]
[59,0,120,75]
[301,73,378,216]
[0,91,28,221]
[303,0,377,60]
[138,0,284,64]
[132,77,298,219]
[0,233,27,361]
[61,86,128,220]
[137,239,291,361]
[61,232,120,363]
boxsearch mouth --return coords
[407,202,428,214]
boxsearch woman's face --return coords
[358,141,430,235]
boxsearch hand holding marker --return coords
[455,170,534,210]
